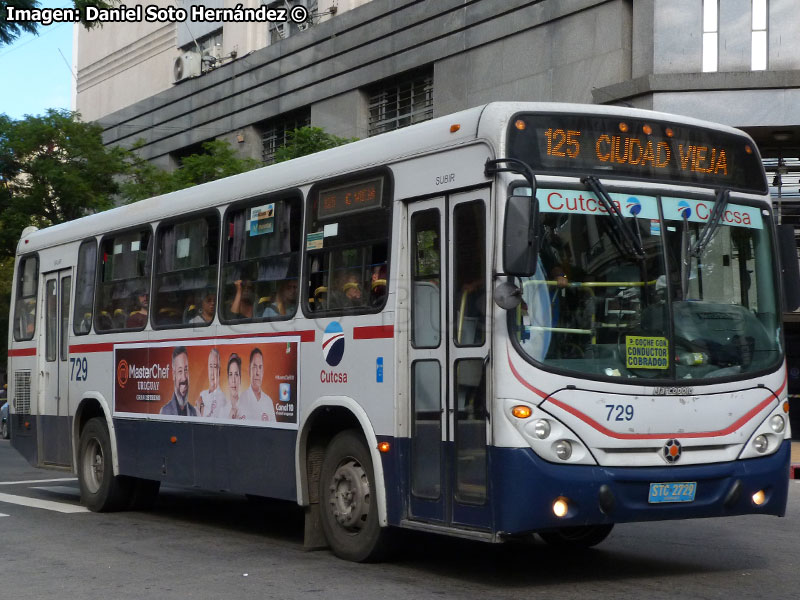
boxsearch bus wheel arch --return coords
[297,399,389,557]
[73,394,118,475]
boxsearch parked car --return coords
[1,401,9,439]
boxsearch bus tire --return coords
[538,524,614,548]
[319,430,389,562]
[78,417,132,512]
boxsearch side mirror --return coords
[503,192,539,276]
[777,224,800,312]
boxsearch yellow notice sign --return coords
[625,336,669,369]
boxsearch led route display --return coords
[507,112,767,193]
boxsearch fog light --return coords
[534,419,551,439]
[752,489,766,505]
[753,435,768,453]
[770,415,785,433]
[553,497,569,517]
[554,440,573,460]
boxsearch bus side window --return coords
[221,194,301,323]
[95,229,152,333]
[305,174,391,316]
[153,213,219,328]
[73,240,96,335]
[13,255,39,341]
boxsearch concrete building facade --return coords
[76,0,800,202]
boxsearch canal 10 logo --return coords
[322,322,345,366]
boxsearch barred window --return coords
[261,109,311,165]
[368,69,433,137]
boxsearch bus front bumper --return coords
[491,439,790,535]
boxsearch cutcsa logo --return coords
[322,322,345,366]
[625,196,642,217]
[677,200,692,219]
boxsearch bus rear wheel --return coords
[319,430,389,562]
[538,524,614,548]
[78,417,132,512]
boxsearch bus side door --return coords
[39,268,73,467]
[406,190,492,530]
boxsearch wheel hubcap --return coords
[327,458,370,532]
[83,439,104,494]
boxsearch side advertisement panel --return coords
[114,336,299,430]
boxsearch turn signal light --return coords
[377,441,391,453]
[512,405,532,419]
[450,124,461,133]
[752,490,766,505]
[783,400,790,414]
[170,436,178,444]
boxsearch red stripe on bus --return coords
[8,347,36,357]
[545,391,778,440]
[353,325,394,339]
[506,347,548,399]
[508,345,787,439]
[69,329,316,354]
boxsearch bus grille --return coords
[14,370,31,415]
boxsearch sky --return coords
[0,1,75,121]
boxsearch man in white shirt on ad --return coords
[239,347,276,422]
[199,348,228,418]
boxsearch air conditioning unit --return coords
[297,21,310,32]
[173,51,201,83]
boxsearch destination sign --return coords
[317,177,383,220]
[507,113,767,194]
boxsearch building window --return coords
[261,109,311,165]
[702,0,718,73]
[267,1,316,44]
[367,69,433,137]
[752,0,767,71]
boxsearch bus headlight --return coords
[554,440,573,460]
[769,415,785,433]
[752,435,768,453]
[534,419,551,440]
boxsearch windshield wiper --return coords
[582,176,645,259]
[691,188,730,256]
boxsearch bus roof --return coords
[17,102,757,254]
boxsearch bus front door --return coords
[39,269,72,467]
[407,192,492,531]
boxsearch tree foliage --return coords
[0,108,128,256]
[119,139,261,202]
[0,1,116,46]
[274,126,357,163]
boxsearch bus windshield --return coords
[511,189,781,381]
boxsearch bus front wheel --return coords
[538,524,614,548]
[78,417,132,512]
[319,430,389,562]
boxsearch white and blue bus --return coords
[7,102,798,561]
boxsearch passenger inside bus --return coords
[229,279,255,319]
[262,279,299,317]
[370,263,388,306]
[335,271,365,309]
[189,289,216,325]
[126,290,149,328]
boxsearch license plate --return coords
[648,481,697,503]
